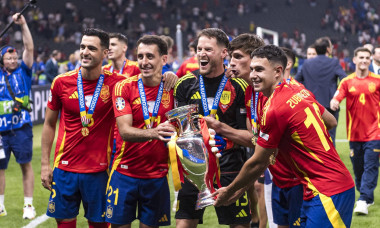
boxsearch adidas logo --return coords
[293,217,301,226]
[159,214,168,222]
[349,86,356,92]
[69,91,78,99]
[236,209,248,217]
[191,92,201,100]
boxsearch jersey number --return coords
[359,93,365,105]
[303,104,330,151]
[107,186,119,206]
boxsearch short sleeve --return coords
[47,77,62,111]
[113,80,132,118]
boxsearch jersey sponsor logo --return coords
[48,201,55,213]
[106,205,113,218]
[235,209,248,217]
[100,85,110,101]
[161,91,171,109]
[369,82,376,93]
[259,131,269,141]
[115,97,125,111]
[349,86,356,93]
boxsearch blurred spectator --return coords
[306,44,317,59]
[45,50,61,84]
[369,45,380,74]
[66,53,76,72]
[160,35,174,73]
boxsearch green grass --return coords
[1,100,379,227]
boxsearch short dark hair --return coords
[229,33,265,56]
[137,35,168,56]
[51,50,60,57]
[197,28,229,48]
[160,35,174,49]
[373,45,380,54]
[251,45,287,70]
[188,40,198,50]
[109,32,128,45]
[83,28,109,50]
[314,36,331,55]
[281,47,295,67]
[354,47,372,56]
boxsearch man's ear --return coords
[162,54,168,65]
[103,48,109,59]
[221,48,228,59]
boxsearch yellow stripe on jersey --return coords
[106,141,127,191]
[231,78,248,91]
[291,158,320,197]
[369,71,380,79]
[174,73,196,96]
[53,130,67,169]
[319,193,347,228]
[337,73,356,89]
[347,112,352,141]
[291,131,324,163]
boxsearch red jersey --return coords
[112,75,174,179]
[333,72,380,141]
[245,85,300,188]
[48,69,126,173]
[103,59,140,77]
[257,83,354,200]
[176,56,199,78]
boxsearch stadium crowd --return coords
[1,1,380,228]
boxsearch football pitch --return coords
[1,103,380,227]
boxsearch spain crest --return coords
[48,201,55,213]
[106,205,113,218]
[100,85,110,101]
[369,82,376,93]
[161,91,171,108]
[220,91,231,105]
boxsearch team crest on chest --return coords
[161,91,171,108]
[368,82,376,93]
[220,91,231,105]
[100,85,110,101]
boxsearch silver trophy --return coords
[165,104,215,210]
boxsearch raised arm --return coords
[12,13,34,68]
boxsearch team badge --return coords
[106,205,113,218]
[115,97,125,111]
[161,91,171,108]
[369,82,376,93]
[48,201,55,213]
[100,85,110,101]
[220,91,231,105]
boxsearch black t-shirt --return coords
[174,70,248,173]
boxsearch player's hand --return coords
[203,116,222,134]
[41,164,53,191]
[12,13,26,25]
[330,98,340,111]
[212,186,247,207]
[155,121,176,142]
[162,71,178,91]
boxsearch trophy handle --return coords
[190,114,201,132]
[168,117,182,136]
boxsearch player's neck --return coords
[374,59,380,66]
[80,66,102,80]
[142,73,162,87]
[203,65,225,78]
[263,77,283,97]
[113,57,127,71]
[356,69,369,78]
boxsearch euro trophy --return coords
[165,104,216,210]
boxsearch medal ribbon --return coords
[110,60,126,74]
[138,77,164,129]
[77,70,104,127]
[251,88,259,136]
[199,72,228,116]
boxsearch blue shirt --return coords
[0,61,33,131]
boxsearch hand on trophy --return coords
[154,121,176,142]
[212,186,247,207]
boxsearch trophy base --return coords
[195,188,215,210]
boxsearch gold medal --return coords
[269,152,276,165]
[81,127,89,137]
[251,135,257,146]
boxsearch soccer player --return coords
[176,40,199,78]
[213,45,355,227]
[330,47,380,215]
[106,35,175,228]
[0,13,35,219]
[103,33,140,77]
[41,28,125,228]
[174,28,250,228]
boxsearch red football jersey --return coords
[257,83,354,200]
[245,85,301,188]
[333,72,380,141]
[112,75,174,179]
[103,58,140,77]
[176,56,199,78]
[48,69,126,173]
